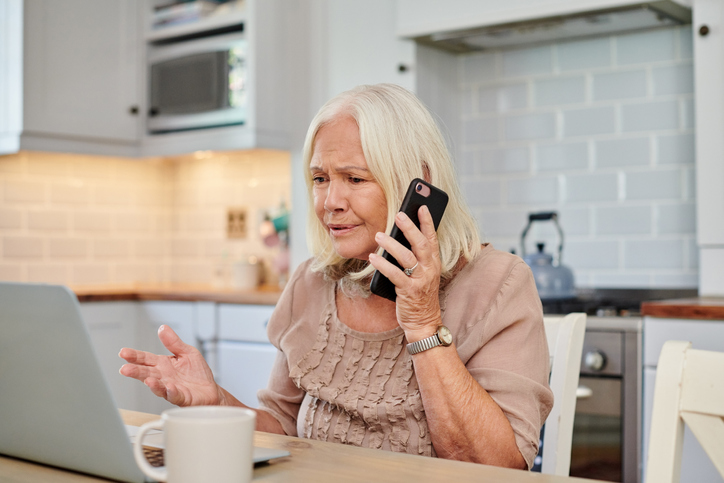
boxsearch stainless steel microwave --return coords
[147,32,247,133]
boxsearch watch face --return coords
[438,326,453,345]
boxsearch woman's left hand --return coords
[369,205,443,341]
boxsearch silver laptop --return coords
[0,282,288,482]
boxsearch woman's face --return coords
[310,116,388,261]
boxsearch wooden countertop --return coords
[70,283,283,306]
[641,297,724,320]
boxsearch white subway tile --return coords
[93,239,130,258]
[565,240,620,269]
[51,182,91,205]
[557,37,612,71]
[134,239,166,258]
[593,69,647,101]
[479,209,529,237]
[687,237,699,270]
[0,209,22,229]
[682,98,695,129]
[563,106,615,137]
[478,83,528,113]
[171,239,202,257]
[4,179,46,203]
[657,133,695,165]
[462,52,497,83]
[73,212,112,232]
[26,264,68,284]
[653,63,694,96]
[28,211,69,232]
[462,90,477,116]
[94,184,136,205]
[502,45,553,77]
[595,137,650,168]
[595,205,652,235]
[624,239,684,269]
[651,273,698,288]
[464,117,500,145]
[4,237,44,258]
[621,100,679,132]
[116,212,152,232]
[657,203,696,234]
[0,264,23,281]
[457,150,477,176]
[684,167,695,201]
[625,169,682,200]
[536,142,589,171]
[534,76,586,106]
[616,29,677,65]
[70,157,114,179]
[565,173,618,202]
[504,113,557,141]
[73,264,110,285]
[679,26,693,60]
[479,147,529,173]
[558,207,591,236]
[462,179,502,206]
[49,238,88,259]
[507,176,559,204]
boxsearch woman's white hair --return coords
[303,83,480,294]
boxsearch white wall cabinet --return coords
[642,317,724,482]
[215,303,277,408]
[19,0,142,156]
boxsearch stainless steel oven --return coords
[570,316,642,483]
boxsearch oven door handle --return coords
[576,385,593,399]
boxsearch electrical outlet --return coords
[227,208,247,239]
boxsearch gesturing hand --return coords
[119,325,223,407]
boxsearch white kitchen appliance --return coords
[147,30,247,133]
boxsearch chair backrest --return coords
[541,313,586,476]
[644,340,724,483]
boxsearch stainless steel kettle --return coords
[520,212,576,300]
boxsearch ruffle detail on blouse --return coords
[290,301,334,389]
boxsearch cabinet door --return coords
[23,0,140,143]
[217,341,277,408]
[79,301,140,412]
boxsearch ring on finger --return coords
[403,262,419,277]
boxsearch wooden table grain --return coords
[0,409,606,483]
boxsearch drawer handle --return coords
[576,385,593,399]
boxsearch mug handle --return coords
[133,419,167,482]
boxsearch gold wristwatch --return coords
[406,326,453,355]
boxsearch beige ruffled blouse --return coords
[257,244,553,468]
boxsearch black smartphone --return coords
[369,178,448,301]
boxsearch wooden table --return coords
[0,409,605,483]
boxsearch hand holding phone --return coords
[369,179,448,301]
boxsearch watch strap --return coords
[407,333,441,355]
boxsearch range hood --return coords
[413,1,692,53]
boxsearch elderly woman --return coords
[119,84,552,470]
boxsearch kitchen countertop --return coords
[70,283,283,306]
[640,297,724,320]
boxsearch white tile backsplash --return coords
[563,106,616,137]
[593,70,648,101]
[0,150,291,286]
[455,25,696,288]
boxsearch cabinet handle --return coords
[149,107,160,117]
[129,105,139,115]
[398,63,409,73]
[699,25,710,37]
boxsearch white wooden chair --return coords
[540,313,586,476]
[644,340,724,483]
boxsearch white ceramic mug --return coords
[133,406,256,483]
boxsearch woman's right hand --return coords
[119,325,223,407]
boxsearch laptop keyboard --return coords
[143,447,164,467]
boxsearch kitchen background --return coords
[455,25,697,289]
[0,149,291,286]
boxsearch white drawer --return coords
[218,304,275,343]
[643,317,724,367]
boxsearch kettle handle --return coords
[520,212,564,263]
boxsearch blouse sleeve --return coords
[255,262,309,436]
[450,258,553,469]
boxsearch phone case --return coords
[369,178,449,301]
